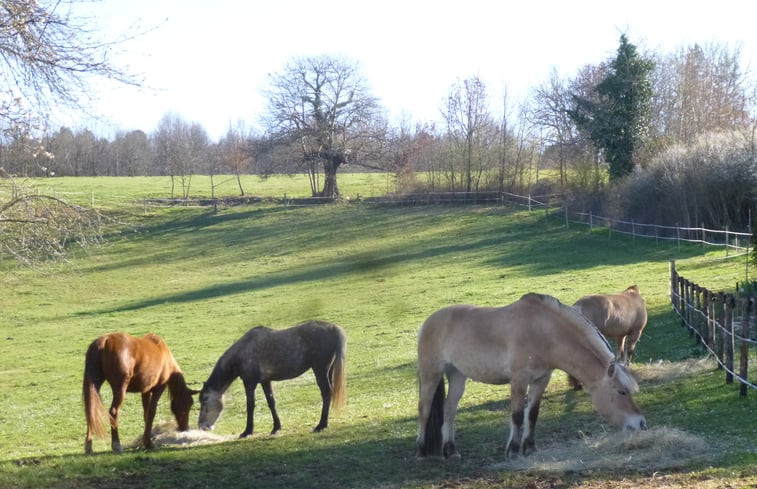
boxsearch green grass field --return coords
[0,175,755,488]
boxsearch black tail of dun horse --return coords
[423,379,446,456]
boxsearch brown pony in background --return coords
[82,332,198,454]
[573,285,648,365]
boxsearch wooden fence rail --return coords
[669,260,757,397]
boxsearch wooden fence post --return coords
[670,260,677,311]
[704,289,713,349]
[685,280,694,336]
[725,294,735,384]
[739,298,752,397]
[693,285,702,344]
[679,277,687,328]
[716,291,726,368]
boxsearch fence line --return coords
[669,260,757,396]
[34,188,753,252]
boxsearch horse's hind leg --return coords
[313,367,332,432]
[615,337,628,364]
[441,368,466,460]
[624,329,643,364]
[261,381,281,434]
[109,383,128,453]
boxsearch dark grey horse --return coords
[198,320,346,437]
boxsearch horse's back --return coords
[574,286,647,336]
[418,303,533,385]
[89,332,177,392]
[232,320,345,381]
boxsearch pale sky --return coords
[68,0,757,141]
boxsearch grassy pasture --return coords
[0,175,755,488]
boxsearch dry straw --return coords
[129,422,232,449]
[494,426,709,472]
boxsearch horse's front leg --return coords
[441,368,466,461]
[141,385,165,449]
[109,383,128,453]
[521,372,551,456]
[240,378,258,438]
[506,380,527,459]
[261,381,281,434]
[312,367,332,432]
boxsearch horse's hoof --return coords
[445,452,462,463]
[111,443,123,454]
[312,425,327,433]
[239,432,252,439]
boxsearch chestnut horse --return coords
[198,320,346,437]
[573,285,648,365]
[416,293,646,461]
[82,332,198,454]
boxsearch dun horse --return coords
[198,320,346,437]
[82,332,198,454]
[416,293,646,460]
[573,285,648,365]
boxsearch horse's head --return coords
[589,363,647,431]
[198,383,224,431]
[171,385,199,432]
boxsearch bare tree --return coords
[441,76,494,192]
[262,55,383,197]
[152,113,208,199]
[650,42,755,145]
[0,1,138,263]
[530,69,579,189]
[218,122,254,196]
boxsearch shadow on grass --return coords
[76,206,699,317]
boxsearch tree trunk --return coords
[320,160,340,197]
[236,171,245,196]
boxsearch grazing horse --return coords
[573,285,648,365]
[198,320,346,437]
[82,332,198,454]
[416,293,646,461]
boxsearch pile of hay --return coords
[128,422,232,449]
[493,426,710,473]
[633,357,714,385]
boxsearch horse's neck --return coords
[167,371,188,396]
[552,342,611,388]
[206,359,236,395]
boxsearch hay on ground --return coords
[633,358,714,385]
[492,426,710,473]
[128,421,232,449]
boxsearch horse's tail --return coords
[82,340,107,440]
[422,378,445,456]
[329,327,347,411]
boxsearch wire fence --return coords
[669,260,757,397]
[29,188,753,254]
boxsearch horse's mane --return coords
[521,293,614,361]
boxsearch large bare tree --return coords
[262,55,382,197]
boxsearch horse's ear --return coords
[607,363,617,378]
